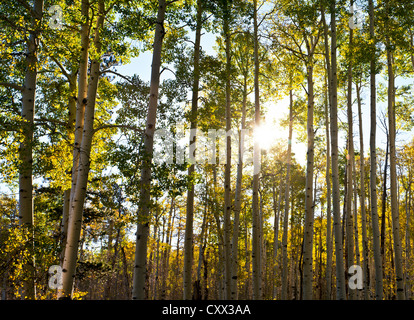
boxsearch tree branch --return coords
[100,69,134,85]
[0,82,24,91]
[93,124,144,134]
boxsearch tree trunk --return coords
[321,8,333,300]
[19,0,44,299]
[346,20,355,299]
[60,0,105,299]
[302,64,315,300]
[132,0,166,300]
[380,133,388,267]
[356,82,370,299]
[59,0,89,298]
[368,0,384,300]
[222,0,233,300]
[183,0,203,300]
[386,43,405,300]
[252,0,262,300]
[69,0,89,209]
[405,186,412,299]
[231,77,248,299]
[330,0,346,300]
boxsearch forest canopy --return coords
[1,0,414,301]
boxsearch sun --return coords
[253,120,286,151]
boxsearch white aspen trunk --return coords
[60,73,77,266]
[60,0,105,299]
[59,4,89,297]
[330,1,346,300]
[161,197,174,299]
[60,189,70,264]
[19,0,43,299]
[223,2,232,299]
[356,82,370,300]
[272,181,282,299]
[302,61,315,300]
[231,78,248,299]
[346,20,355,299]
[281,171,290,298]
[132,0,166,300]
[183,0,202,300]
[69,0,89,208]
[386,45,405,300]
[322,9,333,299]
[368,0,384,300]
[252,0,262,300]
[353,163,361,299]
[405,187,412,299]
[324,66,333,301]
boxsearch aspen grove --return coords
[2,0,414,300]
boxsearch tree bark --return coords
[330,0,346,300]
[132,0,166,300]
[183,0,203,300]
[231,77,248,299]
[60,0,105,299]
[386,42,405,300]
[19,0,44,299]
[321,8,332,299]
[252,0,262,300]
[222,0,233,300]
[302,63,315,300]
[368,0,384,300]
[346,17,355,299]
[356,82,370,300]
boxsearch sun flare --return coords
[253,120,286,151]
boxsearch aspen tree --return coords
[231,45,250,299]
[368,0,384,300]
[330,0,346,300]
[183,0,203,300]
[20,0,44,299]
[356,82,371,299]
[386,23,405,300]
[222,0,233,300]
[252,0,262,300]
[346,2,355,299]
[60,0,105,299]
[132,0,167,300]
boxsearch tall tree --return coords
[345,1,355,299]
[132,0,167,300]
[330,0,346,300]
[385,5,405,298]
[183,0,203,300]
[251,0,262,300]
[368,0,384,300]
[60,0,106,299]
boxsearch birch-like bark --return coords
[277,89,293,299]
[60,0,105,299]
[302,63,315,300]
[222,0,233,300]
[386,42,405,300]
[183,0,202,300]
[69,0,89,207]
[368,0,384,300]
[231,78,247,299]
[252,0,262,300]
[60,73,77,266]
[132,0,166,300]
[356,82,370,299]
[18,0,44,299]
[346,17,355,299]
[330,0,346,300]
[321,8,333,299]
